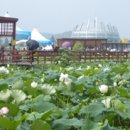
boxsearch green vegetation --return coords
[72,41,84,51]
[0,61,130,129]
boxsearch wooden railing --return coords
[0,43,130,65]
[0,50,129,65]
[0,50,33,65]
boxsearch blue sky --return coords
[0,0,130,38]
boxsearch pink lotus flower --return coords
[1,107,9,114]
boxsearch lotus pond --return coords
[0,61,130,130]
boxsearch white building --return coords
[71,18,120,43]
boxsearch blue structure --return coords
[36,40,54,46]
[16,31,31,40]
[16,28,55,46]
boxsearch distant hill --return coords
[54,31,72,38]
[42,31,72,39]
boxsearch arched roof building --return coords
[71,18,120,43]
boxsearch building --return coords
[0,16,18,49]
[71,18,120,43]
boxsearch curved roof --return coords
[71,18,120,42]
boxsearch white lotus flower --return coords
[31,81,38,88]
[7,64,10,68]
[40,84,56,94]
[5,70,9,74]
[1,107,9,114]
[98,64,102,68]
[11,90,26,103]
[49,87,56,94]
[103,67,110,72]
[59,73,69,82]
[87,66,91,70]
[0,66,9,74]
[102,98,111,108]
[64,78,72,86]
[41,78,44,83]
[77,66,82,70]
[99,84,108,94]
[59,73,72,86]
[113,82,117,87]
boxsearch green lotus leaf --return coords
[112,99,125,112]
[30,120,51,130]
[81,119,100,130]
[25,112,43,121]
[80,102,106,117]
[53,118,83,130]
[32,101,56,113]
[12,80,24,89]
[0,117,19,130]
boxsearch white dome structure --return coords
[71,18,120,43]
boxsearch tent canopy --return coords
[4,12,54,45]
[31,28,54,46]
[16,31,31,40]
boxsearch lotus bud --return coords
[113,82,117,87]
[7,64,10,68]
[31,81,38,88]
[99,84,108,94]
[1,107,9,114]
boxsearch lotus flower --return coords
[40,84,56,94]
[1,107,9,114]
[102,97,111,108]
[0,107,9,116]
[59,73,72,86]
[0,66,9,74]
[59,73,69,82]
[31,81,38,88]
[99,84,108,94]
